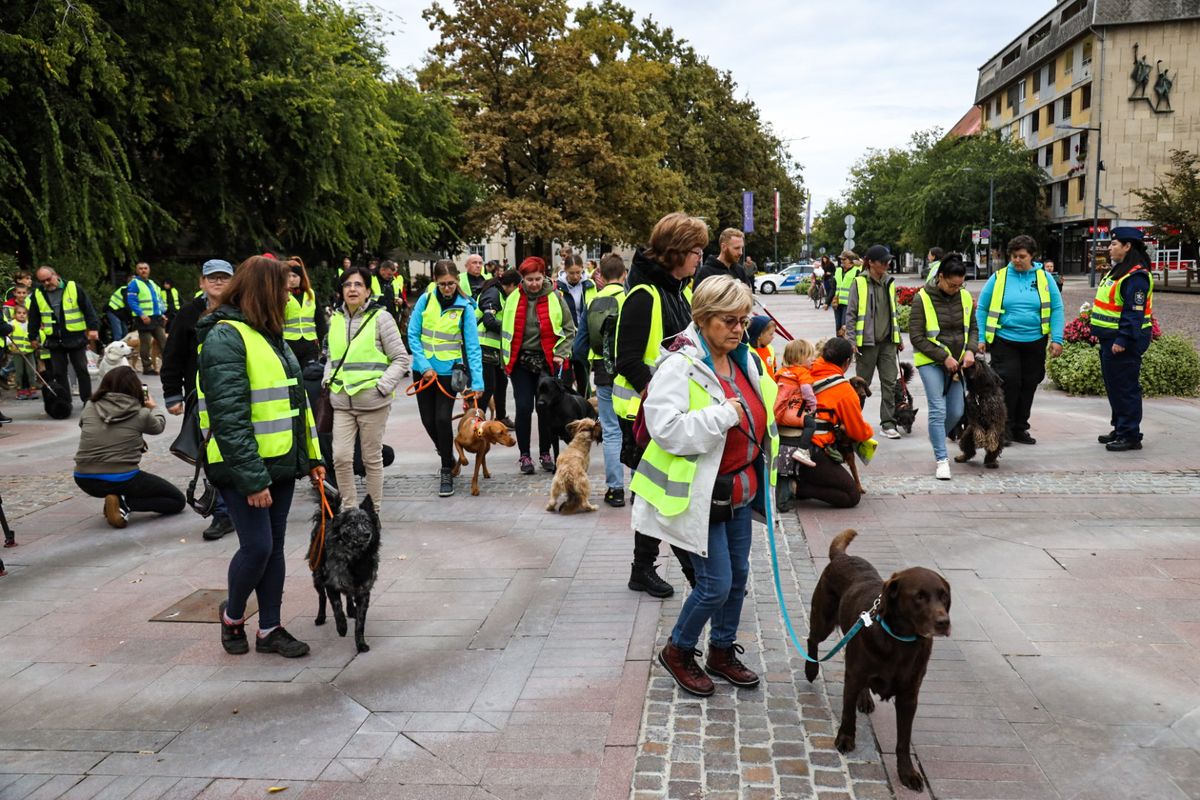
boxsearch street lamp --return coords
[1056,121,1103,287]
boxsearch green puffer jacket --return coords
[196,305,322,496]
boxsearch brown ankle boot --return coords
[705,642,760,688]
[658,639,715,697]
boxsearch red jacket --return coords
[809,358,874,448]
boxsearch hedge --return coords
[1047,335,1200,397]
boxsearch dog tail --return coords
[829,529,858,559]
[899,362,914,382]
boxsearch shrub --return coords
[1047,335,1200,396]
[1046,341,1103,395]
[794,278,812,295]
[895,286,919,306]
[1064,311,1163,345]
[896,304,912,331]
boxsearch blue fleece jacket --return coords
[975,263,1065,344]
[406,291,485,392]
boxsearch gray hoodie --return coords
[74,393,166,474]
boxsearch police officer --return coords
[1092,227,1154,452]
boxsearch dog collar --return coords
[877,614,919,643]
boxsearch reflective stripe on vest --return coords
[477,292,506,350]
[283,293,318,341]
[1091,267,1154,331]
[912,288,972,367]
[196,320,317,465]
[131,279,161,316]
[10,320,33,353]
[852,275,900,347]
[371,274,404,300]
[500,290,565,370]
[420,298,466,361]
[328,309,389,395]
[34,281,85,335]
[108,287,127,311]
[611,285,665,420]
[835,265,860,303]
[984,267,1050,344]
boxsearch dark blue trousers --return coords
[221,480,295,629]
[1099,343,1143,442]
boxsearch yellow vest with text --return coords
[852,275,900,346]
[1091,267,1153,331]
[328,310,389,396]
[196,320,320,466]
[283,293,318,341]
[912,288,972,367]
[983,266,1050,344]
[131,278,163,316]
[630,354,779,517]
[33,281,86,336]
[500,289,566,371]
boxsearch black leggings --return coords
[480,355,508,420]
[416,374,457,469]
[510,364,551,456]
[74,471,186,515]
[793,449,861,508]
[988,336,1047,436]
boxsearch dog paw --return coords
[335,619,348,637]
[314,615,326,626]
[898,766,924,791]
[356,642,371,653]
[985,461,999,469]
[545,503,557,513]
[584,503,598,512]
[834,731,856,753]
[804,663,819,683]
[856,692,875,714]
[471,487,480,496]
[953,454,970,463]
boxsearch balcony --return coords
[1074,59,1093,86]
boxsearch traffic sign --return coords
[843,228,853,238]
[980,228,991,240]
[844,214,856,226]
[843,239,855,251]
[819,247,827,255]
[972,229,981,245]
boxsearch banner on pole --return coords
[773,190,780,234]
[743,191,754,233]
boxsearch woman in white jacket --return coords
[631,276,779,697]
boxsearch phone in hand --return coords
[141,383,149,402]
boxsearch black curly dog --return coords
[311,494,381,653]
[893,362,919,435]
[954,358,1007,469]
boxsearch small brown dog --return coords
[453,408,516,496]
[805,529,951,792]
[546,418,602,514]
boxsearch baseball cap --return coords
[202,259,234,276]
[863,244,892,263]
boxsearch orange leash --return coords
[406,373,480,407]
[306,481,335,572]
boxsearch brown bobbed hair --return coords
[90,365,144,406]
[1006,234,1038,257]
[287,256,313,302]
[218,256,290,336]
[645,212,709,271]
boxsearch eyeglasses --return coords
[690,248,704,258]
[436,281,459,289]
[718,315,751,329]
[342,280,366,289]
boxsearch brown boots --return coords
[659,640,761,696]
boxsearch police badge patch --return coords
[1133,290,1146,310]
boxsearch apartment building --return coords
[975,0,1198,272]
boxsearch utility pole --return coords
[773,187,779,268]
[1089,121,1103,288]
[986,176,995,275]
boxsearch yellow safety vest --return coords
[1091,267,1153,331]
[419,295,467,362]
[852,275,900,347]
[834,265,860,304]
[500,289,566,372]
[328,309,389,396]
[283,293,318,341]
[108,287,127,311]
[197,320,319,466]
[477,291,506,351]
[984,267,1050,344]
[371,274,404,301]
[912,288,972,367]
[612,285,664,420]
[130,278,163,316]
[33,281,86,336]
[630,354,779,517]
[164,286,181,312]
[9,319,34,353]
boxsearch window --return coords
[1043,185,1054,207]
[994,98,1001,117]
[1002,46,1022,68]
[1046,102,1055,125]
[1078,131,1089,159]
[468,243,486,258]
[1019,80,1027,102]
[1019,114,1031,138]
[1043,146,1053,168]
[983,102,990,121]
[1028,22,1052,49]
[1063,49,1074,76]
[1061,138,1071,161]
[1059,182,1068,209]
[1033,69,1042,93]
[1048,59,1056,84]
[1077,177,1086,202]
[1007,86,1019,109]
[1082,40,1093,65]
[1032,108,1041,132]
[1061,93,1072,117]
[1061,0,1087,23]
[1081,84,1092,109]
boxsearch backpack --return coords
[586,292,621,373]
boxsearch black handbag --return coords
[186,430,218,517]
[169,393,204,465]
[449,361,470,395]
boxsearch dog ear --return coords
[566,419,584,436]
[941,575,951,611]
[591,421,603,442]
[880,573,902,614]
[359,494,375,514]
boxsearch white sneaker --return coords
[791,448,816,468]
[935,459,951,480]
[881,426,901,439]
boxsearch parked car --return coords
[755,264,813,294]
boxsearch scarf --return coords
[506,290,556,374]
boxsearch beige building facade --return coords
[975,0,1199,273]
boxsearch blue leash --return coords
[763,493,916,664]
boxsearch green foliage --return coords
[1047,336,1200,397]
[794,278,811,295]
[1132,149,1200,257]
[896,304,912,331]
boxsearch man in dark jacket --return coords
[161,258,236,540]
[29,265,100,406]
[695,228,754,292]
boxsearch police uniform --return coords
[1091,227,1154,451]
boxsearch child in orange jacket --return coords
[774,338,818,467]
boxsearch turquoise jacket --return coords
[975,263,1065,344]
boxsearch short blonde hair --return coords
[719,228,745,247]
[782,338,815,366]
[691,275,752,326]
[646,212,709,270]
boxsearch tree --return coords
[1133,149,1200,258]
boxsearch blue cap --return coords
[1110,227,1144,242]
[747,315,773,343]
[202,259,234,276]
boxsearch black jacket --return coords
[614,249,692,394]
[161,296,208,408]
[477,284,505,338]
[29,281,100,349]
[695,254,753,292]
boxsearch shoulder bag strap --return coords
[329,308,379,386]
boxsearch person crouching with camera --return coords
[74,366,185,528]
[633,275,779,697]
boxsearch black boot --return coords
[629,562,674,598]
[202,515,235,541]
[439,467,455,497]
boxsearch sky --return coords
[361,0,1053,217]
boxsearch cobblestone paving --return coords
[633,515,894,800]
[858,468,1200,496]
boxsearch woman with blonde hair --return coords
[634,275,778,697]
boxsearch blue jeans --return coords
[595,384,624,491]
[106,311,127,342]
[670,505,753,650]
[917,363,965,461]
[221,480,295,629]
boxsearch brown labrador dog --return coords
[804,529,951,792]
[453,408,516,496]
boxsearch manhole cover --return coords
[150,588,258,623]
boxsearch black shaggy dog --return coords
[310,493,381,653]
[893,362,919,435]
[954,358,1007,469]
[536,373,597,454]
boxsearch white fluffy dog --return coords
[98,340,133,380]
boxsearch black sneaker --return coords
[202,516,235,541]
[1098,430,1119,444]
[519,454,535,475]
[255,627,310,658]
[1105,438,1143,452]
[439,467,455,498]
[604,488,626,508]
[500,416,516,430]
[219,600,249,655]
[628,563,674,598]
[540,453,555,472]
[1011,432,1037,445]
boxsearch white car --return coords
[755,264,813,294]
